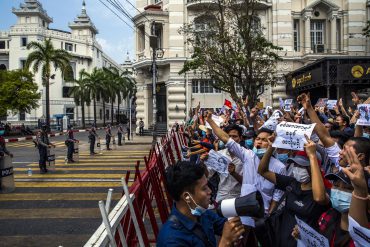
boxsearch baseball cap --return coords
[325,171,351,185]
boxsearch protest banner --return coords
[315,98,328,107]
[356,104,370,126]
[273,121,316,151]
[283,99,293,112]
[295,216,329,247]
[260,110,283,131]
[279,97,284,109]
[326,100,337,110]
[204,150,231,177]
[206,114,224,129]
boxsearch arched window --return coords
[0,64,7,71]
[193,15,217,46]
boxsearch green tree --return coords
[25,38,72,125]
[179,0,282,108]
[0,70,41,117]
[69,70,90,128]
[363,20,370,37]
[82,67,104,124]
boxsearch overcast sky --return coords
[0,0,136,63]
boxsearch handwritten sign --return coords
[260,110,283,131]
[204,149,231,177]
[315,98,328,107]
[206,114,224,129]
[273,121,316,151]
[284,99,293,112]
[295,216,329,247]
[356,104,370,126]
[326,100,337,110]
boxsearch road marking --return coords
[15,181,127,187]
[0,193,122,201]
[15,174,135,179]
[14,167,137,171]
[0,208,102,219]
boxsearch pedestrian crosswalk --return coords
[6,141,66,148]
[0,146,151,247]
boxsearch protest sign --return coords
[295,216,329,247]
[273,121,316,151]
[326,100,337,110]
[279,97,284,109]
[315,98,328,107]
[260,110,283,131]
[205,114,224,129]
[204,150,231,177]
[283,99,293,112]
[356,104,370,126]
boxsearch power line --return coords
[98,0,135,33]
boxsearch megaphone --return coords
[217,191,264,218]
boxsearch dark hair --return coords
[257,127,274,135]
[348,137,370,166]
[337,115,350,127]
[330,130,350,148]
[165,161,205,201]
[225,124,243,137]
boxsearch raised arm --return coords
[206,111,229,143]
[297,93,335,148]
[257,134,277,184]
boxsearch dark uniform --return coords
[105,125,112,150]
[126,125,130,140]
[88,126,98,155]
[139,120,144,136]
[37,128,51,173]
[66,128,77,162]
[117,124,124,146]
[0,127,13,191]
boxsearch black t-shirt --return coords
[275,174,330,247]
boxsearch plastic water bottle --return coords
[27,168,32,176]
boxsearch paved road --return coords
[0,128,152,247]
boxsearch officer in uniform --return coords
[66,125,78,163]
[117,123,124,146]
[88,125,99,155]
[37,125,54,174]
[105,124,112,150]
[0,125,13,158]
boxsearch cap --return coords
[287,155,310,167]
[244,129,255,139]
[199,125,207,132]
[325,171,351,185]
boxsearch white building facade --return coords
[133,0,370,130]
[0,0,129,126]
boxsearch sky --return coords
[0,0,136,63]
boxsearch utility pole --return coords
[150,22,158,148]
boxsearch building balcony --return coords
[231,0,272,10]
[186,0,218,11]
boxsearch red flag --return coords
[224,99,232,109]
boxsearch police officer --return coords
[37,125,54,174]
[117,123,124,146]
[0,125,13,158]
[105,124,112,150]
[66,125,78,163]
[88,125,99,155]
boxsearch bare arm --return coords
[206,111,229,143]
[257,135,277,184]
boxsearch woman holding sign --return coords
[258,134,330,247]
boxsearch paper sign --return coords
[205,114,224,129]
[279,97,284,109]
[326,100,337,110]
[204,149,231,177]
[315,98,328,107]
[356,104,370,126]
[256,102,264,109]
[260,110,283,131]
[295,216,329,247]
[284,99,293,112]
[273,121,316,151]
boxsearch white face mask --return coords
[292,166,310,183]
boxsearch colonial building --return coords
[133,0,370,130]
[0,0,129,126]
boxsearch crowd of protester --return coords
[158,92,370,247]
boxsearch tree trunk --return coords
[45,78,50,126]
[93,98,97,125]
[117,103,120,124]
[81,101,86,129]
[103,101,106,126]
[111,100,114,125]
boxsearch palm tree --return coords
[82,67,103,124]
[25,38,72,126]
[70,70,90,128]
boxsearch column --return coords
[304,15,311,53]
[330,12,337,53]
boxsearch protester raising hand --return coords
[297,92,311,110]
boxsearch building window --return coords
[20,59,26,69]
[97,50,100,58]
[293,19,300,52]
[153,23,163,49]
[26,17,30,23]
[106,110,110,120]
[138,25,145,51]
[62,87,72,98]
[336,19,341,52]
[0,64,6,70]
[66,107,74,120]
[311,21,325,53]
[19,111,26,121]
[192,79,221,94]
[0,41,5,49]
[200,80,213,93]
[65,43,73,52]
[192,80,199,93]
[42,20,46,27]
[21,37,27,47]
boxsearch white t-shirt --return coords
[324,142,342,170]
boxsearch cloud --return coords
[96,37,134,63]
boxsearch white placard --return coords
[284,99,293,112]
[348,216,370,247]
[273,121,316,151]
[295,216,329,247]
[356,104,370,126]
[204,149,231,177]
[326,100,337,110]
[205,114,224,129]
[260,110,283,131]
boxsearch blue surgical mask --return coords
[363,133,370,139]
[252,146,267,159]
[218,141,225,150]
[201,131,206,137]
[276,153,289,164]
[330,188,352,213]
[186,193,207,216]
[245,139,254,149]
[0,130,4,136]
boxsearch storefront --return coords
[286,57,370,105]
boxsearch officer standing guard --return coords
[0,125,13,158]
[37,125,54,174]
[88,124,99,155]
[105,124,112,150]
[139,118,144,136]
[117,123,124,146]
[66,125,78,163]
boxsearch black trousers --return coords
[139,126,144,136]
[106,136,111,149]
[67,142,74,161]
[90,137,95,154]
[117,133,122,145]
[38,147,47,169]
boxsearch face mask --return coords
[201,131,206,137]
[292,166,310,183]
[252,146,267,159]
[363,133,370,139]
[218,141,225,150]
[245,139,254,149]
[330,188,352,213]
[0,130,4,136]
[276,153,289,164]
[185,193,207,216]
